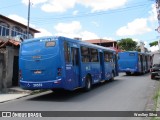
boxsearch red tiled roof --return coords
[8,40,20,46]
[85,39,116,44]
[108,47,122,53]
[85,39,122,53]
[0,39,20,48]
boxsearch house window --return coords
[0,22,9,36]
[23,31,28,39]
[22,31,33,39]
[11,26,23,37]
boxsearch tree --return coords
[149,41,158,47]
[117,38,138,51]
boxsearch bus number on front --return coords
[33,83,42,87]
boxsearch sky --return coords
[0,0,159,51]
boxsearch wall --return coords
[0,46,19,92]
[0,53,7,92]
[0,53,4,91]
[5,46,14,87]
[153,53,160,64]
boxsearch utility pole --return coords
[27,0,31,39]
[155,0,160,50]
[156,0,160,25]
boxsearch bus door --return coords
[71,47,80,88]
[99,52,105,80]
[114,54,118,76]
[145,56,148,71]
[140,55,143,72]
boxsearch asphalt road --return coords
[0,73,159,120]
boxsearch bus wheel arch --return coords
[126,72,131,76]
[110,71,115,81]
[84,74,92,91]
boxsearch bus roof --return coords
[22,36,116,53]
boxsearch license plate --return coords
[34,70,42,74]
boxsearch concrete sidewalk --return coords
[0,87,32,103]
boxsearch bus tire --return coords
[126,72,131,76]
[84,75,92,91]
[110,72,114,81]
[52,89,64,94]
[141,71,144,75]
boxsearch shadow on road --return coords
[27,79,122,102]
[120,72,151,77]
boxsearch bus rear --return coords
[118,52,138,74]
[19,37,63,90]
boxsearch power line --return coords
[33,1,153,20]
[31,3,151,24]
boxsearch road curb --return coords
[0,93,31,103]
[0,89,49,103]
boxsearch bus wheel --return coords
[126,72,131,76]
[84,76,92,91]
[110,72,114,81]
[52,89,64,94]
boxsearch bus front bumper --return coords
[20,79,62,90]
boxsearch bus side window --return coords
[109,53,113,62]
[71,48,79,66]
[64,42,71,63]
[104,52,109,62]
[90,48,98,62]
[81,46,90,62]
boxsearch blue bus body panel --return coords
[104,62,113,79]
[19,37,64,90]
[81,63,101,85]
[63,64,81,90]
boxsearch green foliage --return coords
[117,38,138,51]
[149,41,158,47]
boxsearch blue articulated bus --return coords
[118,51,152,75]
[19,36,118,91]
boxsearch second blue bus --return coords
[118,51,153,75]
